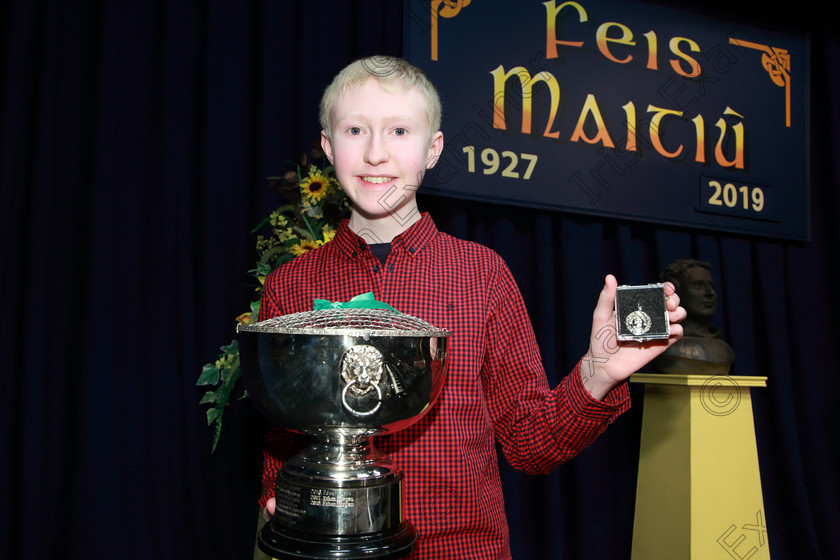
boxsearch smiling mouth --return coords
[361,176,396,184]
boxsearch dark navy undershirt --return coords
[369,243,391,266]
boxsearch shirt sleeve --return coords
[259,268,283,321]
[256,267,308,508]
[480,259,630,475]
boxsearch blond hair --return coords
[319,56,442,139]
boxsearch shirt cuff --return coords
[563,358,631,424]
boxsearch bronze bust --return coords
[653,259,735,375]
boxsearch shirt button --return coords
[387,265,395,272]
[373,265,380,273]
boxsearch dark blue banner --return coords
[404,0,810,240]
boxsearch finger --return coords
[593,274,618,324]
[662,283,681,311]
[667,322,684,344]
[262,497,276,521]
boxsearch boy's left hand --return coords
[582,274,686,400]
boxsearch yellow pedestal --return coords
[630,374,770,560]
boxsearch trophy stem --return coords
[259,433,416,559]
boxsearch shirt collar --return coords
[332,212,438,259]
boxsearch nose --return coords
[364,132,389,166]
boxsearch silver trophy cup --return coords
[238,308,449,559]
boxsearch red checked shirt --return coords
[258,213,630,559]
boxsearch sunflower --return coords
[299,167,332,205]
[289,238,323,256]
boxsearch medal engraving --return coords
[625,305,652,336]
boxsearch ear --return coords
[425,131,444,169]
[320,130,334,164]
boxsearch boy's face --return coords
[321,77,443,226]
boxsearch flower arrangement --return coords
[197,147,349,451]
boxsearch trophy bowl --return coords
[237,308,449,560]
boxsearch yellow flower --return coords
[289,238,323,256]
[256,235,277,253]
[300,168,332,205]
[215,354,235,369]
[269,211,288,228]
[274,226,295,243]
[235,311,253,324]
[322,226,337,243]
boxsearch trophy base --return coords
[260,437,416,559]
[258,522,417,560]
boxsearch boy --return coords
[256,56,685,559]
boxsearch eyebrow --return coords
[336,111,423,123]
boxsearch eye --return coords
[348,126,362,135]
[393,127,407,136]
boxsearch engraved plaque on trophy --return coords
[237,308,449,559]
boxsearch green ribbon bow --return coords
[313,292,401,313]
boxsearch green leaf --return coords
[199,391,217,404]
[197,363,220,385]
[206,407,222,425]
[210,418,223,453]
[215,359,241,403]
[275,203,298,215]
[258,245,287,269]
[276,253,294,267]
[219,339,239,355]
[299,211,319,241]
[250,215,272,234]
[219,364,236,382]
[255,261,273,275]
[292,225,314,240]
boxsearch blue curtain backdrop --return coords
[1,1,837,558]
